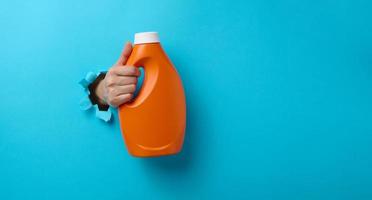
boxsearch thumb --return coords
[114,42,133,66]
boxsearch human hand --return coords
[95,42,140,107]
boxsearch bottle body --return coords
[118,42,186,157]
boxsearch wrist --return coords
[95,79,107,105]
[88,72,109,111]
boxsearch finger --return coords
[109,94,133,107]
[115,76,138,85]
[110,84,136,96]
[105,76,137,87]
[112,66,140,76]
[114,42,133,66]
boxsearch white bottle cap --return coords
[134,32,160,45]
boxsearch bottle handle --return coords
[123,57,158,108]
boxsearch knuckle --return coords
[129,67,137,74]
[112,67,122,75]
[107,68,115,75]
[105,78,114,87]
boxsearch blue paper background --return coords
[1,0,371,199]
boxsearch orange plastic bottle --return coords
[118,32,186,157]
